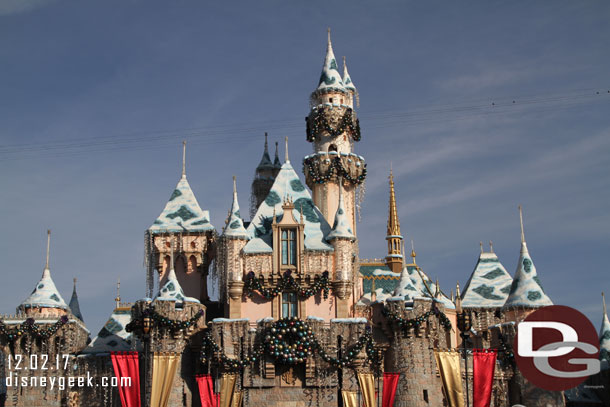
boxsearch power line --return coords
[1,87,608,161]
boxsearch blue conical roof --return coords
[504,241,552,308]
[223,177,248,238]
[462,251,513,308]
[68,280,84,321]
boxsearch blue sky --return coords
[1,1,609,335]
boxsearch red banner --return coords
[110,351,141,407]
[382,372,400,407]
[473,349,497,407]
[196,374,218,407]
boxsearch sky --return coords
[1,1,609,336]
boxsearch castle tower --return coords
[68,277,84,321]
[385,169,404,274]
[327,181,356,317]
[18,230,69,317]
[250,133,279,218]
[303,30,365,234]
[503,206,552,321]
[223,176,249,318]
[146,141,216,301]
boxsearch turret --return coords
[327,181,356,317]
[145,141,216,301]
[18,230,68,317]
[303,29,365,235]
[503,206,552,321]
[251,133,279,218]
[223,176,250,318]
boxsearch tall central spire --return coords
[385,167,404,274]
[387,168,401,237]
[182,140,186,177]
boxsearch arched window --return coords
[188,255,197,274]
[328,144,338,153]
[281,229,297,266]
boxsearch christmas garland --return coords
[306,107,361,142]
[497,331,515,365]
[382,304,453,333]
[0,315,69,342]
[126,307,204,333]
[303,156,367,185]
[244,271,330,300]
[200,317,380,371]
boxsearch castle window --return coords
[282,292,298,318]
[328,144,337,152]
[281,229,297,266]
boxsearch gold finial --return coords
[115,277,121,308]
[182,140,187,177]
[410,239,417,264]
[451,289,455,302]
[518,205,525,243]
[603,292,607,317]
[371,279,376,302]
[480,241,483,253]
[327,27,331,45]
[232,175,237,195]
[489,240,494,253]
[455,281,462,311]
[284,136,290,163]
[45,229,51,269]
[299,204,304,224]
[272,207,277,224]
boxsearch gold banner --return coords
[219,373,237,407]
[230,390,242,407]
[357,372,375,407]
[341,390,358,407]
[434,350,465,407]
[151,352,179,407]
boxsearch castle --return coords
[1,32,608,407]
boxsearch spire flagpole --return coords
[45,229,51,269]
[519,205,525,243]
[182,140,187,177]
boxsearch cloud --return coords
[0,0,56,16]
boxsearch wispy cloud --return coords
[0,0,56,16]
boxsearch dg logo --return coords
[514,305,600,391]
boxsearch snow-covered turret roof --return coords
[148,143,214,234]
[504,207,552,308]
[327,183,355,241]
[461,249,513,308]
[19,231,68,312]
[223,176,248,238]
[155,267,200,303]
[342,57,356,92]
[393,264,422,301]
[314,29,346,94]
[244,140,332,253]
[68,278,84,321]
[600,293,610,370]
[82,305,136,354]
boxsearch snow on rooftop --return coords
[461,252,513,308]
[244,161,332,253]
[148,175,214,234]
